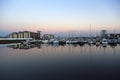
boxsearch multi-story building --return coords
[8,31,42,39]
[37,31,42,39]
[9,32,18,38]
[9,34,13,38]
[100,30,107,38]
[42,34,54,40]
[18,32,24,38]
[23,31,30,38]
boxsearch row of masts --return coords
[21,24,119,47]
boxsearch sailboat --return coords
[66,33,71,44]
[78,32,85,45]
[71,33,79,44]
[42,40,49,44]
[108,38,117,45]
[53,39,59,44]
[108,27,117,45]
[87,24,93,44]
[102,38,108,47]
[95,36,101,46]
[118,38,120,44]
[49,39,55,44]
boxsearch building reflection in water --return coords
[7,43,42,50]
[7,43,118,49]
[7,43,119,57]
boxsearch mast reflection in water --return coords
[0,44,120,80]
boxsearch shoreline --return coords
[0,40,26,44]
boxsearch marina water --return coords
[0,44,120,80]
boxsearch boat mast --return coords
[114,26,115,39]
[90,24,91,39]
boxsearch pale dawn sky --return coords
[0,0,120,36]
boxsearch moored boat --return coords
[71,40,79,44]
[42,40,49,44]
[78,39,85,45]
[108,38,117,45]
[118,38,120,44]
[53,40,59,44]
[102,38,108,47]
[59,40,66,45]
[66,40,72,44]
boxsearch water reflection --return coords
[6,43,119,57]
[7,44,40,50]
[0,43,120,80]
[7,43,118,50]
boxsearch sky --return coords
[0,0,120,36]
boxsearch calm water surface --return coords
[0,44,120,80]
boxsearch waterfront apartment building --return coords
[18,32,24,38]
[8,31,42,39]
[42,34,54,40]
[9,32,18,38]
